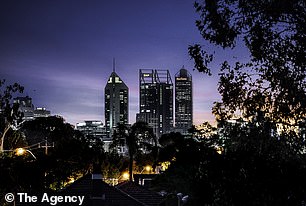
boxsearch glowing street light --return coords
[15,148,26,156]
[140,165,152,174]
[15,148,37,160]
[145,165,151,172]
[122,172,129,180]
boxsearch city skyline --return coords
[0,1,248,126]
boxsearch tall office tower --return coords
[13,96,34,121]
[104,71,129,137]
[175,67,193,135]
[136,69,173,138]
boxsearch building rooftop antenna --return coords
[113,58,116,72]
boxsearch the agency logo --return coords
[4,193,85,205]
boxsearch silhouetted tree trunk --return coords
[112,122,156,182]
[128,155,133,181]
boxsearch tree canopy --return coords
[189,0,306,130]
[20,116,98,189]
[111,122,157,181]
[153,1,306,205]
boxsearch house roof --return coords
[61,174,145,206]
[116,181,165,206]
[15,174,164,206]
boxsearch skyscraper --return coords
[104,71,129,137]
[136,69,173,137]
[175,67,193,134]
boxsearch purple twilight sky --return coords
[0,0,248,126]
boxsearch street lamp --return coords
[2,147,37,160]
[122,172,129,180]
[140,165,152,174]
[15,148,37,160]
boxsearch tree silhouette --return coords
[112,122,156,181]
[0,79,24,153]
[186,1,306,205]
[189,0,305,131]
[152,1,306,205]
[21,116,96,189]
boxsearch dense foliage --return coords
[153,1,306,205]
[111,122,157,181]
[189,0,305,128]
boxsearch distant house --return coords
[61,174,144,206]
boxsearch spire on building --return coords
[113,58,116,72]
